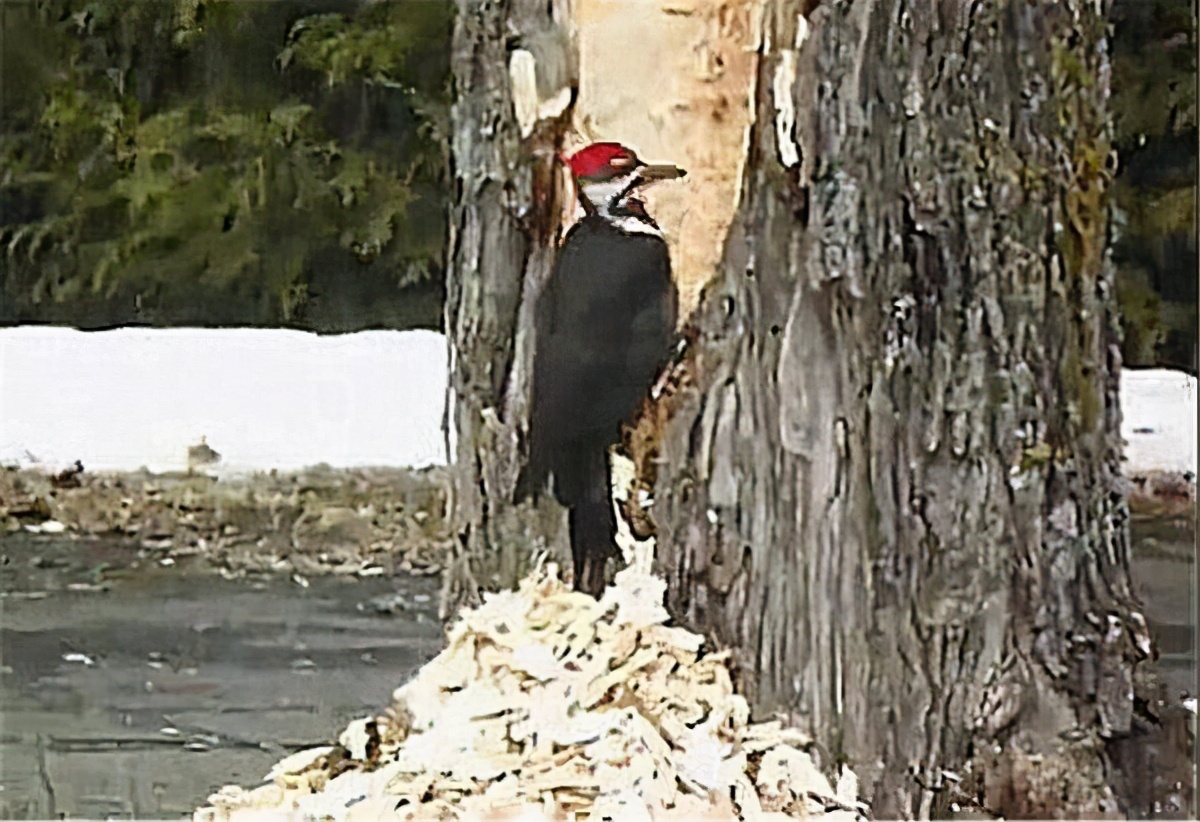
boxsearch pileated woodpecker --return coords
[517,142,685,596]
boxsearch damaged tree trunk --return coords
[649,0,1156,816]
[441,0,576,616]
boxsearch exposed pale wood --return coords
[572,0,763,315]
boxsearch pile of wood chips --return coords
[195,562,867,822]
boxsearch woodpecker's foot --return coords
[619,477,657,542]
[621,496,656,541]
[573,553,608,598]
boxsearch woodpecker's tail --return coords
[567,445,618,597]
[514,424,552,504]
[513,456,547,504]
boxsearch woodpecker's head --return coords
[563,142,686,219]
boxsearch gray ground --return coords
[0,535,443,819]
[1127,514,1196,702]
[0,515,1192,819]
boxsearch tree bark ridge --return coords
[442,0,577,615]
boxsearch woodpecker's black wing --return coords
[519,215,678,507]
[515,251,564,502]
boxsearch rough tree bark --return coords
[442,0,576,615]
[646,0,1159,817]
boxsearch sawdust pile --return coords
[195,563,866,821]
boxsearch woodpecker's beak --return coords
[636,163,687,183]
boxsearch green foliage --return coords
[1,0,451,330]
[1110,0,1197,372]
[280,10,417,86]
[1111,0,1195,144]
[1116,268,1166,364]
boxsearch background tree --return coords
[0,0,451,331]
[1109,0,1196,374]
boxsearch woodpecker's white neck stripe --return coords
[579,172,640,216]
[577,172,662,237]
[611,215,663,237]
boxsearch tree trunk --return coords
[647,0,1156,816]
[441,0,576,616]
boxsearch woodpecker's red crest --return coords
[564,142,640,182]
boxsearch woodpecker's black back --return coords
[519,213,679,594]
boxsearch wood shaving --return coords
[194,563,866,821]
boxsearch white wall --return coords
[0,327,1193,478]
[1120,368,1197,476]
[0,327,448,474]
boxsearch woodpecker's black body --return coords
[520,211,679,595]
